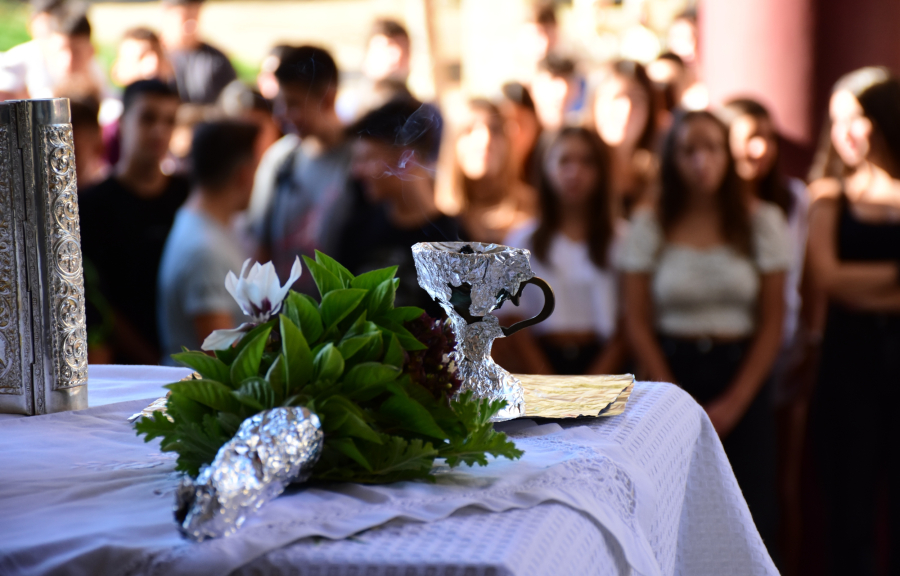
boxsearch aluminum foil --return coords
[175,406,324,541]
[412,242,535,420]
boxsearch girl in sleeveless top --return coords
[807,67,900,576]
[619,110,790,558]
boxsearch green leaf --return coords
[385,306,425,323]
[266,353,288,401]
[280,315,313,392]
[235,377,277,410]
[361,435,437,480]
[377,319,427,351]
[303,255,344,296]
[382,333,404,367]
[380,395,448,440]
[230,325,273,384]
[313,343,344,383]
[315,250,354,285]
[327,437,372,471]
[338,334,378,360]
[366,279,396,319]
[343,362,400,388]
[320,289,367,330]
[165,379,243,413]
[350,266,398,291]
[335,412,383,444]
[283,292,324,343]
[171,351,232,387]
[440,392,523,467]
[135,410,176,442]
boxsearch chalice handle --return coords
[501,277,556,337]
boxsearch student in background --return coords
[337,98,458,317]
[79,80,187,365]
[111,27,174,88]
[806,67,900,576]
[436,98,536,244]
[249,46,353,295]
[500,81,544,192]
[589,60,659,218]
[619,110,788,557]
[158,120,260,361]
[337,18,413,123]
[70,99,109,190]
[159,0,236,104]
[531,54,583,132]
[495,127,626,376]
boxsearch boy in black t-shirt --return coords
[337,99,461,317]
[79,79,187,364]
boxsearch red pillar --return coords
[699,0,815,177]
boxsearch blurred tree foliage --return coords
[0,0,30,52]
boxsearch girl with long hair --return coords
[435,99,535,243]
[619,110,789,554]
[589,60,659,218]
[806,67,900,575]
[496,127,626,375]
[719,98,811,376]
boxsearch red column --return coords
[699,0,815,177]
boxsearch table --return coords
[0,365,778,576]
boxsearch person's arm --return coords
[587,320,628,375]
[193,312,237,356]
[705,271,785,436]
[491,315,555,375]
[807,197,900,305]
[622,272,673,382]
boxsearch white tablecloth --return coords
[0,365,778,576]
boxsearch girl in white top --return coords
[618,110,789,552]
[494,127,627,375]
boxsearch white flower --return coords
[201,257,303,351]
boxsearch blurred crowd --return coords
[3,0,900,574]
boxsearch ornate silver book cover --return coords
[0,98,88,415]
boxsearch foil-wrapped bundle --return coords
[175,407,323,541]
[412,242,555,421]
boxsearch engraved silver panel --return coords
[0,98,88,415]
[40,125,88,390]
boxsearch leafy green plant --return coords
[136,251,522,484]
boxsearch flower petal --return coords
[200,324,253,351]
[272,257,303,312]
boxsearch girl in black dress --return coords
[807,67,900,576]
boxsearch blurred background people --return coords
[337,18,412,123]
[79,79,186,365]
[500,81,543,191]
[436,98,535,243]
[337,98,457,317]
[158,120,260,361]
[719,97,813,566]
[256,43,291,101]
[516,1,559,83]
[0,1,110,107]
[495,127,626,376]
[160,0,236,104]
[806,67,900,576]
[619,110,789,557]
[70,98,108,189]
[111,27,173,88]
[530,54,583,132]
[590,60,659,218]
[250,45,352,295]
